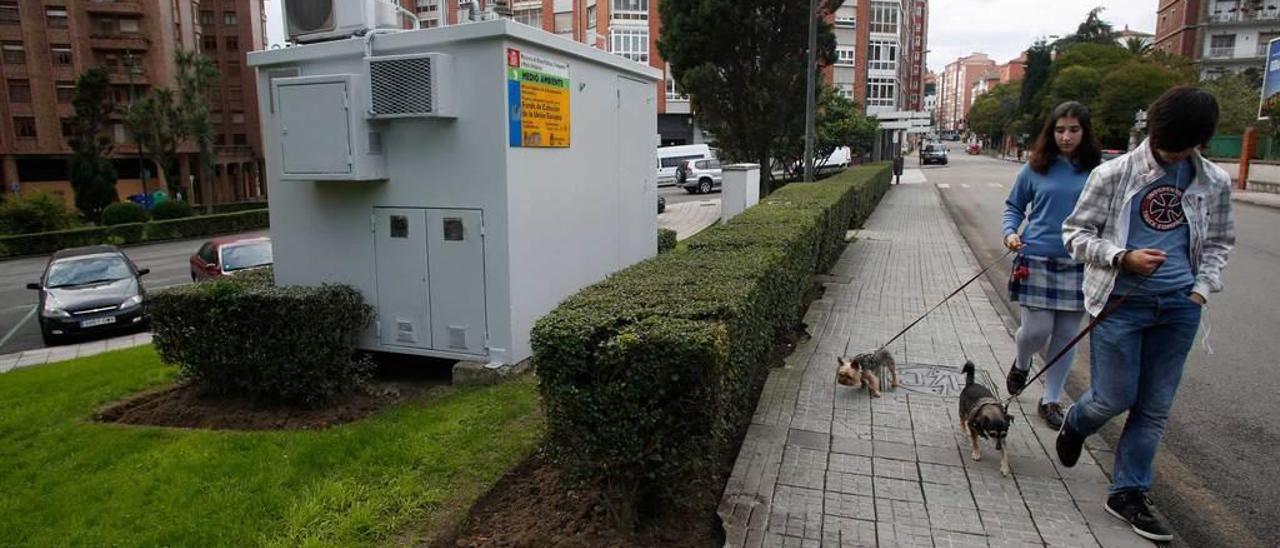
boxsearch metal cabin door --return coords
[426,209,487,355]
[373,208,432,349]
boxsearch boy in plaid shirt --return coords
[1057,87,1236,542]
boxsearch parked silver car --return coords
[677,158,724,194]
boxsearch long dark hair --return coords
[1029,101,1102,175]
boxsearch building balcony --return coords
[85,0,144,15]
[1208,9,1280,25]
[835,17,856,28]
[90,34,150,51]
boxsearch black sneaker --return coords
[1039,401,1064,430]
[1106,490,1174,542]
[1055,404,1084,467]
[1006,364,1028,395]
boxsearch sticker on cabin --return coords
[507,48,570,148]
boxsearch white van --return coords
[656,144,715,186]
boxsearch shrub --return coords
[0,193,79,235]
[151,200,195,220]
[0,209,269,258]
[657,228,677,254]
[210,201,268,215]
[532,163,891,524]
[149,276,374,407]
[101,202,149,226]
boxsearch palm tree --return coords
[1124,36,1152,56]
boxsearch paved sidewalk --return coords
[719,172,1154,547]
[659,197,722,240]
[0,332,152,374]
[1232,188,1280,210]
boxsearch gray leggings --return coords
[1015,306,1086,404]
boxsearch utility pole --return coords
[804,0,818,183]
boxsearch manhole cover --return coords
[892,363,996,397]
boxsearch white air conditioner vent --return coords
[366,53,456,118]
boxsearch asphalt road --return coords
[926,149,1279,547]
[661,182,720,206]
[0,231,268,356]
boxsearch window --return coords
[233,133,247,145]
[836,46,856,67]
[0,1,17,24]
[56,82,75,103]
[2,42,24,65]
[665,77,688,101]
[51,45,73,66]
[836,83,855,99]
[554,10,573,34]
[866,78,897,108]
[60,118,74,140]
[214,134,226,146]
[228,88,243,102]
[1210,34,1236,57]
[868,40,898,72]
[586,4,597,29]
[119,18,140,34]
[46,8,68,29]
[14,116,36,139]
[202,35,218,52]
[7,79,29,102]
[610,27,648,63]
[210,112,223,124]
[112,123,128,144]
[611,0,647,21]
[231,111,245,124]
[225,36,239,51]
[1259,33,1280,56]
[513,8,541,28]
[869,1,900,34]
[223,12,237,25]
[225,61,241,78]
[416,0,439,14]
[200,11,215,25]
[835,6,856,26]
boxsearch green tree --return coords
[67,67,119,221]
[175,50,218,211]
[1054,6,1116,50]
[124,88,182,196]
[1122,37,1152,56]
[776,86,878,178]
[1041,65,1106,113]
[1201,72,1266,136]
[659,0,843,195]
[1094,60,1193,147]
[968,81,1022,146]
[1020,41,1053,112]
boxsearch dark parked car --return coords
[190,236,273,282]
[920,143,949,165]
[27,245,150,346]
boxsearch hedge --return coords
[209,201,269,215]
[532,163,891,524]
[657,228,677,254]
[102,203,150,226]
[149,271,374,406]
[0,209,269,258]
[151,200,195,220]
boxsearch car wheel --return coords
[699,179,713,194]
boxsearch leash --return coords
[1003,263,1163,403]
[843,248,1014,357]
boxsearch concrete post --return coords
[1240,126,1257,191]
[721,163,761,223]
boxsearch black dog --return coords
[958,361,1014,476]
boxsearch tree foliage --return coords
[967,81,1021,145]
[1201,72,1268,136]
[777,86,878,178]
[175,50,219,210]
[1053,6,1116,51]
[1123,37,1152,56]
[67,67,119,221]
[659,0,843,194]
[125,88,182,196]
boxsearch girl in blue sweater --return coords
[1002,102,1103,429]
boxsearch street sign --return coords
[1261,37,1280,119]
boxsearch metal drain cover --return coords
[893,363,996,397]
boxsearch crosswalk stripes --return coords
[936,183,951,188]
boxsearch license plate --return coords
[80,316,117,329]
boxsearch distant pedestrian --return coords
[1003,101,1102,430]
[1058,87,1235,542]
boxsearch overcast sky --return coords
[264,1,1157,75]
[927,2,1156,74]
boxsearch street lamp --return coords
[804,0,818,183]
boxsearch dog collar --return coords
[965,396,1004,425]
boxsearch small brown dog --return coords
[836,349,899,397]
[958,361,1014,476]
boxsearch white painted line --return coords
[961,183,972,188]
[988,183,1004,188]
[937,183,951,189]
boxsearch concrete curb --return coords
[452,358,531,385]
[1232,189,1280,211]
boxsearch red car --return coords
[190,236,273,281]
[966,143,982,155]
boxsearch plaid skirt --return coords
[1008,254,1085,311]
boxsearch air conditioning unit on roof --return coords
[284,0,401,44]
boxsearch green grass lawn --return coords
[0,346,543,547]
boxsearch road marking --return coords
[988,183,1004,188]
[961,183,972,188]
[937,183,951,189]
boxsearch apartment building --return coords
[937,53,994,134]
[1198,0,1280,78]
[0,0,268,207]
[828,0,929,116]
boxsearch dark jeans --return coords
[1065,288,1202,494]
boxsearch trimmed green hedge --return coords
[657,228,677,254]
[0,209,269,258]
[102,203,150,226]
[209,201,269,215]
[151,200,195,220]
[532,163,891,523]
[149,272,374,406]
